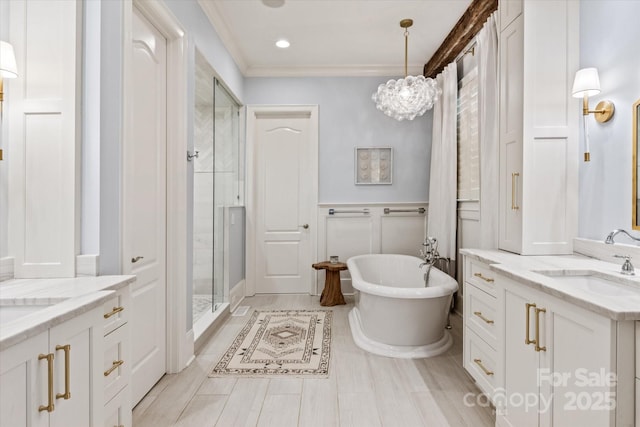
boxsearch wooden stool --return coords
[312,261,348,306]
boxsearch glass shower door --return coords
[213,78,240,310]
[192,51,215,325]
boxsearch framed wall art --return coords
[355,147,392,185]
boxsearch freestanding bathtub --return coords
[346,254,458,358]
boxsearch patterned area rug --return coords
[210,309,332,378]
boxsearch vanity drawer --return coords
[104,384,132,427]
[465,258,497,296]
[103,287,130,336]
[465,284,498,349]
[464,328,498,399]
[103,323,130,403]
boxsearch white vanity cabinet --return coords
[461,251,636,427]
[463,258,504,404]
[500,278,622,427]
[0,307,104,427]
[497,0,579,255]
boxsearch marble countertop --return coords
[460,249,640,321]
[0,275,135,350]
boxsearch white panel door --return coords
[254,109,317,293]
[124,7,167,405]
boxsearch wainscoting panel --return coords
[380,214,427,255]
[316,204,427,295]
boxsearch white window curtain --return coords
[427,62,458,261]
[477,11,499,249]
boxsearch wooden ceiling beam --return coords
[423,0,498,79]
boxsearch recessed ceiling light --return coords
[275,39,290,49]
[262,0,285,7]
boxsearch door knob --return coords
[131,256,144,263]
[300,224,309,229]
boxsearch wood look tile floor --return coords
[133,295,495,427]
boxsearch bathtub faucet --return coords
[419,237,439,266]
[419,237,440,286]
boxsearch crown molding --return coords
[197,0,248,75]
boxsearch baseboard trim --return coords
[0,257,14,282]
[230,279,246,312]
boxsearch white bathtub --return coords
[347,254,458,358]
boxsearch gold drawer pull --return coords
[55,344,71,400]
[535,307,547,352]
[473,358,494,376]
[104,306,124,319]
[473,272,494,283]
[473,311,494,324]
[38,353,55,412]
[104,360,124,377]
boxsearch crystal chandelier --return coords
[372,19,441,121]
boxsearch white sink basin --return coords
[0,304,53,324]
[537,272,639,297]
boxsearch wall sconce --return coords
[0,41,18,104]
[572,67,615,162]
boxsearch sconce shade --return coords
[0,41,18,79]
[572,67,600,98]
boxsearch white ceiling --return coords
[198,0,472,77]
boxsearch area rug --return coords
[210,309,332,378]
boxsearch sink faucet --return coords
[613,254,635,275]
[604,229,640,245]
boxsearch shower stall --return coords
[192,50,244,338]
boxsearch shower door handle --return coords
[299,224,309,229]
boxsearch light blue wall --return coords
[163,0,244,102]
[578,0,640,240]
[245,77,432,203]
[98,0,126,274]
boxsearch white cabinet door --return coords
[503,285,540,427]
[0,307,102,427]
[48,308,103,427]
[0,331,49,427]
[543,297,615,427]
[497,0,579,255]
[502,279,618,427]
[498,13,524,254]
